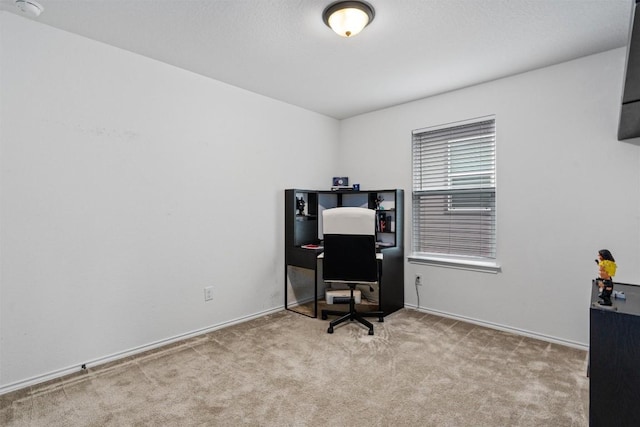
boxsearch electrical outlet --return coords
[415,274,422,286]
[204,286,213,301]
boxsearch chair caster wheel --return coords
[368,330,374,336]
[321,314,327,320]
[378,317,384,322]
[328,327,333,334]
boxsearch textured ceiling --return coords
[0,0,634,119]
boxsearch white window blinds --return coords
[412,117,496,259]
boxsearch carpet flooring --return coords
[0,308,589,426]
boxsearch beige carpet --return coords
[0,309,589,426]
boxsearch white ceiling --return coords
[0,0,634,119]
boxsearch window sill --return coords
[408,254,501,273]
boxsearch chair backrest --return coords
[322,207,378,283]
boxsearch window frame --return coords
[410,116,500,273]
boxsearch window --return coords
[412,116,496,262]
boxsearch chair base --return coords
[321,285,384,335]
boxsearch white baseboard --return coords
[0,306,283,396]
[405,303,588,351]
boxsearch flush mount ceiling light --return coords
[323,1,375,38]
[15,0,43,17]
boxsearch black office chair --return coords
[320,207,384,335]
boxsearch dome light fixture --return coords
[322,1,375,38]
[15,0,43,17]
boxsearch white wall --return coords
[0,13,338,391]
[339,48,640,347]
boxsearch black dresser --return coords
[589,281,640,426]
